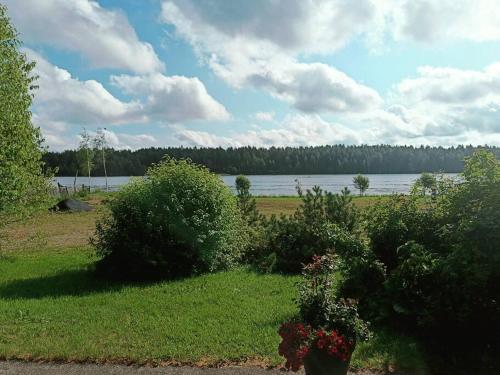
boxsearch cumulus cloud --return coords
[174,114,361,147]
[161,0,382,114]
[392,64,500,136]
[389,0,500,43]
[5,0,164,74]
[100,129,159,150]
[162,0,375,55]
[110,74,230,123]
[29,50,143,126]
[27,50,229,130]
[397,65,500,105]
[248,63,381,113]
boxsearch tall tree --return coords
[93,128,108,192]
[78,128,94,192]
[0,4,51,223]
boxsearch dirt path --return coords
[0,361,392,375]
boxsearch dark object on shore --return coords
[51,198,93,212]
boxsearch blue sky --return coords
[5,0,500,150]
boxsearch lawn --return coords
[0,246,426,372]
[0,194,427,373]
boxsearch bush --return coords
[347,151,500,355]
[92,158,247,280]
[253,185,359,273]
[365,194,443,272]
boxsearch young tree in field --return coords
[79,128,94,192]
[353,174,369,196]
[0,4,51,224]
[235,175,259,224]
[94,128,108,192]
[416,172,437,196]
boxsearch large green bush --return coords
[343,151,500,362]
[92,158,247,280]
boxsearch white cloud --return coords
[397,65,500,105]
[389,0,500,43]
[161,0,382,115]
[254,112,275,122]
[100,129,159,150]
[27,50,229,130]
[162,0,375,56]
[248,63,382,113]
[110,73,230,123]
[174,114,361,147]
[5,0,164,74]
[392,64,500,136]
[29,49,143,126]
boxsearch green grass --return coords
[0,247,297,365]
[255,195,387,216]
[0,246,427,371]
[1,195,387,253]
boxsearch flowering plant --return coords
[278,254,370,371]
[278,322,353,371]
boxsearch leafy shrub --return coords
[92,158,247,280]
[349,151,500,354]
[253,185,359,273]
[365,194,443,272]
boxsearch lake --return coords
[55,173,459,196]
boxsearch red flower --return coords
[278,323,353,371]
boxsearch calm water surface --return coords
[55,174,459,196]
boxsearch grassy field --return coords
[255,195,386,217]
[0,193,427,372]
[1,195,386,253]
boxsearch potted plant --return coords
[278,255,371,375]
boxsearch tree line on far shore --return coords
[44,144,500,176]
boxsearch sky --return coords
[5,0,500,151]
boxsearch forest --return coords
[45,144,500,176]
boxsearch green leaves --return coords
[353,175,369,196]
[92,158,248,280]
[0,5,52,226]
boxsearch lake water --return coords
[55,173,459,196]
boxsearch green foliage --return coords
[0,5,52,228]
[252,185,358,273]
[92,158,248,280]
[297,255,371,343]
[413,172,437,196]
[77,128,94,188]
[353,174,369,196]
[347,151,500,357]
[235,175,259,224]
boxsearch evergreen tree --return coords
[353,175,369,196]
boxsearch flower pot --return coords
[303,347,352,375]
